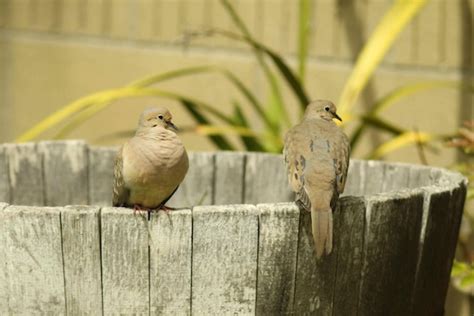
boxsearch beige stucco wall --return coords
[0,0,474,313]
[0,0,472,165]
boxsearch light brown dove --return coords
[113,107,189,211]
[284,100,350,258]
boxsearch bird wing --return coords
[112,146,130,207]
[284,126,311,211]
[332,131,351,195]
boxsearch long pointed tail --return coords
[311,209,333,259]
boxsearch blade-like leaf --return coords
[231,101,266,151]
[350,80,474,148]
[16,87,236,142]
[338,0,428,119]
[368,131,438,159]
[180,99,235,150]
[220,0,289,130]
[298,0,311,85]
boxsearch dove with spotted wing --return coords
[284,100,350,258]
[113,107,189,211]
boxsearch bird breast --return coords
[122,132,189,189]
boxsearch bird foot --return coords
[159,205,176,214]
[133,204,150,214]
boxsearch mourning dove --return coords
[113,107,189,211]
[284,100,350,258]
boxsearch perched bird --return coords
[113,107,189,212]
[283,100,350,258]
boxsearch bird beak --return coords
[333,112,342,122]
[166,121,179,131]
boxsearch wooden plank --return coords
[256,203,299,315]
[332,196,366,316]
[149,209,192,315]
[61,206,102,315]
[214,151,245,205]
[6,143,45,206]
[362,160,385,195]
[101,207,149,315]
[342,159,364,196]
[293,197,362,315]
[244,153,292,204]
[382,162,410,192]
[358,191,424,315]
[0,145,11,203]
[0,205,65,314]
[408,165,443,188]
[89,146,118,206]
[39,141,89,206]
[168,152,215,208]
[192,205,258,315]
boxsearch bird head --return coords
[138,106,178,132]
[304,100,342,122]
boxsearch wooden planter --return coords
[0,140,467,315]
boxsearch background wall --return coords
[0,0,473,313]
[0,0,472,165]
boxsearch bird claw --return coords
[159,205,176,214]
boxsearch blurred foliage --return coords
[448,121,474,292]
[14,0,473,160]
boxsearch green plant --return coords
[14,0,474,161]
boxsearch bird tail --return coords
[311,209,333,259]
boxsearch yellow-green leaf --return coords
[368,131,436,159]
[338,0,428,119]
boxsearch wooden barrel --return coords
[0,140,467,315]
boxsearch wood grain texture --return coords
[6,143,44,206]
[382,162,410,192]
[0,205,65,314]
[39,140,89,206]
[168,152,215,208]
[332,196,366,316]
[293,198,352,315]
[149,209,192,315]
[88,146,118,206]
[192,205,259,315]
[408,165,442,188]
[244,153,292,204]
[101,207,149,315]
[214,151,245,205]
[362,160,385,195]
[61,206,102,315]
[256,203,299,315]
[358,191,424,316]
[0,145,11,203]
[343,159,364,196]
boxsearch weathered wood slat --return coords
[0,145,11,203]
[6,143,44,206]
[214,152,245,205]
[0,205,65,314]
[293,212,335,315]
[244,153,292,204]
[362,160,385,195]
[61,206,102,315]
[343,159,364,196]
[382,162,410,192]
[358,192,424,315]
[331,196,366,315]
[256,203,299,315]
[149,209,192,315]
[192,205,259,315]
[408,165,442,188]
[39,140,89,206]
[168,152,215,208]
[88,146,118,206]
[101,207,149,315]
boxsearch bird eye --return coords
[158,115,164,120]
[324,106,330,111]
